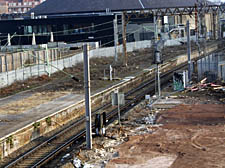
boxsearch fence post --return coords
[0,55,2,73]
[50,49,53,74]
[56,49,59,69]
[12,53,17,81]
[4,55,9,85]
[63,53,65,68]
[38,51,40,77]
[28,51,32,77]
[43,50,46,74]
[19,52,24,80]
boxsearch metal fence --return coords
[197,52,225,81]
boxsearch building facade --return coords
[0,0,8,14]
[0,0,219,46]
[0,0,45,14]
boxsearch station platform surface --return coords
[0,92,84,138]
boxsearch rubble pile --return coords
[56,78,225,168]
[186,78,225,93]
[183,78,225,104]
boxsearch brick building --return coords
[8,0,45,13]
[0,0,8,14]
[0,0,45,14]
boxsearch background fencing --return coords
[0,37,197,88]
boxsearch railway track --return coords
[2,45,223,168]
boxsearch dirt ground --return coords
[105,80,225,168]
[106,104,225,168]
[55,78,225,168]
[1,42,223,167]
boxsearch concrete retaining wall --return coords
[0,43,218,160]
[0,49,61,73]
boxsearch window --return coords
[33,25,37,34]
[24,26,33,34]
[47,25,52,33]
[42,25,47,34]
[63,24,68,35]
[38,25,42,33]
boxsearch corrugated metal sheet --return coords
[142,0,214,9]
[29,0,215,15]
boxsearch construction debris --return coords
[186,78,225,92]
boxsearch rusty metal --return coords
[124,5,222,17]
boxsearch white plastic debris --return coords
[83,163,94,168]
[62,153,70,159]
[142,114,156,125]
[73,157,82,168]
[61,153,71,161]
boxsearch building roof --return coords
[28,0,216,15]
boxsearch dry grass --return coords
[0,91,70,115]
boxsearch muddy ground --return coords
[55,79,225,168]
[107,104,225,168]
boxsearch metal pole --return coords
[0,56,2,73]
[154,13,158,94]
[83,44,92,150]
[122,12,127,66]
[109,65,112,81]
[117,89,121,126]
[213,12,216,39]
[157,64,161,97]
[154,13,158,40]
[187,20,191,81]
[195,3,199,41]
[114,15,118,62]
[45,45,50,77]
[217,10,221,39]
[5,55,9,85]
[38,51,40,77]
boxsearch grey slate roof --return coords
[29,0,216,15]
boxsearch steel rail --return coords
[3,45,224,168]
[31,63,188,167]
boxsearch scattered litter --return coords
[72,157,82,168]
[133,125,153,135]
[61,153,71,162]
[83,163,94,168]
[200,78,207,84]
[62,153,70,159]
[141,114,156,125]
[186,78,225,93]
